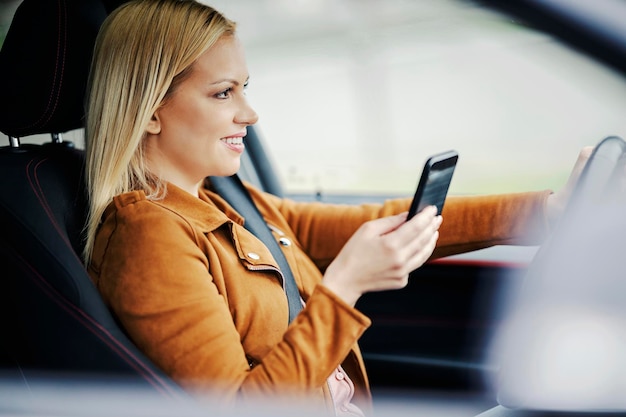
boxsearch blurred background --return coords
[2,0,626,196]
[203,0,626,196]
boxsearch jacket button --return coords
[247,252,260,260]
[279,237,292,247]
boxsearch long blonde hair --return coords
[84,0,236,263]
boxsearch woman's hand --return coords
[546,146,593,225]
[322,206,442,307]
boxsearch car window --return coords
[0,1,19,47]
[210,0,626,197]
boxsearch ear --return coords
[146,110,161,135]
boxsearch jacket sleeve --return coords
[433,191,552,258]
[250,186,552,271]
[89,198,370,406]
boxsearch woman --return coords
[84,0,588,414]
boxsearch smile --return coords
[221,137,244,145]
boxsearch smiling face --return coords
[144,35,258,196]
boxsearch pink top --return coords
[327,365,365,416]
[296,296,364,416]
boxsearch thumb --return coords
[366,212,408,236]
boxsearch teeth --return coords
[222,137,243,145]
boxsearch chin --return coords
[215,164,240,178]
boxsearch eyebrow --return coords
[210,76,250,86]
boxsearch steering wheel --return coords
[566,135,626,212]
[490,135,626,414]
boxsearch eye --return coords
[215,87,232,99]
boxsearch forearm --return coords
[238,285,370,398]
[432,190,552,258]
[256,191,411,271]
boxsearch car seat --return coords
[0,0,185,397]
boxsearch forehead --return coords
[191,35,248,80]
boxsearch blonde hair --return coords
[83,0,236,263]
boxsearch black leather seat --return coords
[0,0,183,397]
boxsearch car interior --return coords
[1,0,626,416]
[0,0,190,399]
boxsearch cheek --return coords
[183,105,226,137]
[159,97,230,146]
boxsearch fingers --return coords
[386,205,440,248]
[568,146,594,185]
[376,206,442,275]
[372,225,441,292]
[546,146,595,223]
[405,227,439,272]
[322,207,443,306]
[397,208,442,273]
[580,146,594,160]
[360,211,408,237]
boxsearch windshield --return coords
[212,0,626,196]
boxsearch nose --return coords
[235,97,259,126]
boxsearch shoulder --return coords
[90,190,207,275]
[110,190,189,222]
[102,190,200,245]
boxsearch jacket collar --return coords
[164,181,279,272]
[152,180,246,234]
[106,180,247,234]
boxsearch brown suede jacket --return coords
[88,179,551,413]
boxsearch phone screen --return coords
[407,150,458,220]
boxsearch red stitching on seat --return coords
[26,157,74,251]
[9,248,181,399]
[16,0,67,133]
[18,154,183,399]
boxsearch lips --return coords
[220,135,245,154]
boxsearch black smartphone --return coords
[407,150,458,220]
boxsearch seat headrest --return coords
[102,0,129,14]
[0,0,107,138]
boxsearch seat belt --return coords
[209,175,302,323]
